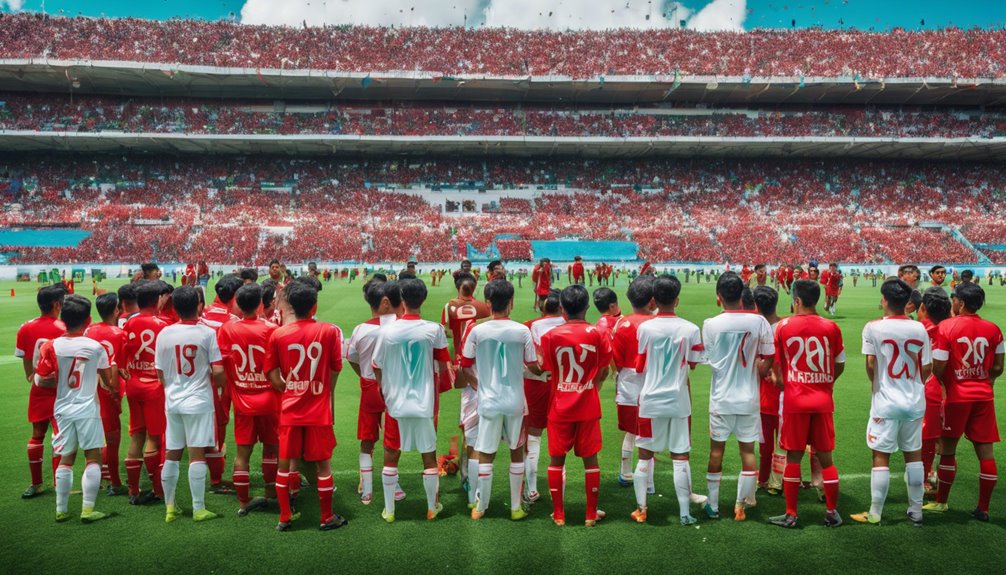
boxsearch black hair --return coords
[898,264,920,276]
[235,283,263,315]
[559,284,590,318]
[488,260,503,271]
[922,287,951,323]
[398,271,417,280]
[791,279,820,308]
[381,280,403,310]
[910,289,923,310]
[269,259,281,267]
[117,283,137,305]
[454,271,476,291]
[741,287,756,311]
[293,274,323,292]
[155,280,173,295]
[593,287,618,314]
[60,294,91,331]
[543,289,562,314]
[239,267,259,282]
[136,280,162,309]
[261,282,276,310]
[286,282,318,318]
[716,271,744,304]
[929,265,946,275]
[172,286,201,318]
[880,278,913,314]
[625,275,654,310]
[485,279,515,313]
[399,278,428,310]
[95,292,118,320]
[753,285,779,317]
[215,274,243,303]
[653,275,681,306]
[37,285,66,314]
[364,279,385,310]
[141,262,160,276]
[960,270,975,282]
[754,264,766,272]
[954,282,985,312]
[371,273,388,282]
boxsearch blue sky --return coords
[2,0,1005,30]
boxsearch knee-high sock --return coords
[869,467,890,518]
[233,469,250,505]
[382,466,398,517]
[125,458,143,496]
[275,470,291,522]
[189,461,207,511]
[547,465,564,520]
[759,438,774,485]
[633,459,650,509]
[317,474,334,523]
[821,465,839,511]
[51,454,61,486]
[27,438,44,487]
[359,453,374,500]
[921,438,937,481]
[769,450,787,489]
[525,435,541,495]
[509,462,524,511]
[261,445,278,493]
[585,466,600,521]
[476,463,493,513]
[784,462,801,516]
[103,430,121,487]
[422,468,439,512]
[467,458,480,504]
[673,460,692,518]
[648,457,655,491]
[905,461,924,514]
[288,470,301,499]
[738,470,757,505]
[706,472,722,513]
[55,464,73,514]
[144,452,164,497]
[160,459,180,507]
[978,459,998,513]
[82,462,101,511]
[936,454,957,504]
[206,448,225,485]
[620,433,635,478]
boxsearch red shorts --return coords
[98,388,122,422]
[279,425,336,462]
[383,414,401,451]
[780,412,835,452]
[942,401,1000,443]
[234,413,279,445]
[922,400,943,441]
[524,379,550,430]
[27,384,56,423]
[358,410,383,442]
[616,404,638,434]
[127,392,166,436]
[547,418,602,458]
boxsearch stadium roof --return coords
[3,59,1006,106]
[1,131,1003,161]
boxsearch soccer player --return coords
[924,282,1004,521]
[217,283,280,516]
[116,283,139,328]
[754,286,786,494]
[462,279,543,520]
[531,258,553,312]
[631,276,703,525]
[571,256,586,285]
[820,263,842,316]
[155,286,226,523]
[17,285,66,498]
[523,289,565,502]
[373,278,450,523]
[34,294,113,523]
[593,287,622,335]
[917,288,951,493]
[122,281,170,505]
[84,292,128,495]
[849,279,932,526]
[611,277,655,488]
[701,273,775,521]
[748,264,768,288]
[930,265,948,291]
[769,279,846,528]
[540,285,613,527]
[264,282,347,531]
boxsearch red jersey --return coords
[820,270,842,297]
[532,263,552,296]
[122,312,169,400]
[441,296,491,360]
[84,322,126,398]
[932,314,1005,403]
[922,319,943,404]
[264,319,342,426]
[571,262,585,281]
[157,305,180,325]
[540,320,613,422]
[595,313,622,337]
[774,314,845,413]
[740,266,753,283]
[200,300,238,332]
[218,318,280,415]
[611,313,650,371]
[16,315,66,368]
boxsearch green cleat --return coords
[850,511,881,525]
[81,509,109,523]
[922,502,948,513]
[193,509,218,522]
[381,509,395,523]
[511,507,529,521]
[427,502,444,521]
[165,505,181,523]
[55,511,72,522]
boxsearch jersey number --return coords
[174,345,198,377]
[231,344,265,375]
[288,342,323,394]
[66,356,86,389]
[785,336,832,374]
[881,339,925,380]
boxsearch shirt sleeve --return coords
[96,344,111,370]
[920,333,932,366]
[596,328,614,368]
[207,331,223,365]
[329,325,343,372]
[861,323,876,356]
[459,325,477,367]
[688,325,704,364]
[153,337,168,371]
[34,341,57,378]
[216,325,232,368]
[263,332,281,374]
[996,329,1005,355]
[523,329,538,365]
[833,324,845,363]
[433,325,450,363]
[346,328,361,364]
[932,324,950,362]
[14,324,27,358]
[540,333,555,375]
[758,318,775,358]
[371,332,385,370]
[635,328,648,373]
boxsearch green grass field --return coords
[1,275,1004,575]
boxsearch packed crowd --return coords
[2,156,1003,264]
[3,14,1006,79]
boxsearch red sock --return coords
[821,465,839,511]
[548,466,564,521]
[27,439,44,486]
[758,442,773,485]
[104,430,121,487]
[921,438,937,481]
[275,471,292,523]
[261,446,278,492]
[289,471,301,499]
[317,474,334,523]
[783,462,801,516]
[144,453,164,497]
[206,451,225,485]
[584,466,600,521]
[51,455,61,485]
[936,455,957,504]
[978,459,997,513]
[233,470,250,505]
[125,458,143,496]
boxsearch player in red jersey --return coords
[84,292,128,496]
[218,284,280,516]
[740,264,753,285]
[442,272,491,352]
[116,283,139,329]
[820,263,843,316]
[923,283,1005,520]
[264,281,346,532]
[748,264,768,288]
[769,280,846,528]
[522,291,565,504]
[122,281,170,504]
[571,256,586,285]
[531,258,553,312]
[540,285,613,527]
[155,282,180,325]
[592,287,622,335]
[752,286,786,494]
[16,285,67,498]
[917,288,951,495]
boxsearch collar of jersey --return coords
[655,312,677,317]
[722,309,751,314]
[884,315,910,320]
[402,314,421,320]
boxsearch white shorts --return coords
[866,417,922,454]
[52,417,104,455]
[166,411,216,450]
[397,417,438,453]
[636,416,690,454]
[460,388,479,445]
[474,413,526,454]
[709,413,761,443]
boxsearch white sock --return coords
[525,435,541,495]
[633,459,650,509]
[673,460,692,518]
[648,457,656,491]
[55,465,72,514]
[81,463,101,510]
[467,458,480,504]
[870,466,890,519]
[905,461,924,514]
[476,463,493,513]
[359,453,373,499]
[382,466,398,516]
[161,459,180,507]
[189,461,208,512]
[423,469,439,512]
[620,433,635,478]
[738,470,757,505]
[706,472,722,513]
[509,462,525,511]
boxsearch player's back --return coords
[84,322,125,368]
[122,312,169,397]
[934,314,1005,403]
[16,315,66,367]
[200,302,238,332]
[40,335,108,421]
[463,319,534,418]
[155,321,221,414]
[774,314,845,413]
[265,318,342,425]
[862,316,930,419]
[702,311,775,416]
[635,314,702,418]
[442,297,490,357]
[218,318,278,414]
[540,321,612,422]
[596,313,622,337]
[373,315,448,419]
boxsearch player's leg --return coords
[759,413,779,490]
[315,455,347,530]
[771,412,808,527]
[632,448,654,523]
[616,404,637,486]
[926,402,969,511]
[206,402,230,494]
[903,436,925,527]
[546,420,570,525]
[80,446,107,522]
[852,450,892,524]
[187,445,216,521]
[160,447,184,522]
[973,441,997,521]
[359,438,376,504]
[233,443,255,513]
[472,415,500,518]
[274,425,303,530]
[381,416,402,522]
[815,449,841,526]
[735,440,758,521]
[705,438,726,519]
[141,396,166,502]
[24,420,50,497]
[101,404,125,495]
[508,442,526,519]
[421,449,441,520]
[52,423,76,521]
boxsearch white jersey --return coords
[636,314,703,418]
[155,321,222,414]
[861,316,932,420]
[702,311,775,416]
[461,319,537,418]
[346,314,397,381]
[47,336,109,421]
[526,315,565,382]
[373,315,449,419]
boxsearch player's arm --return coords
[98,366,114,392]
[211,363,226,389]
[267,367,285,392]
[348,360,362,377]
[864,354,876,385]
[22,358,33,382]
[156,369,166,388]
[33,342,57,388]
[991,352,1005,383]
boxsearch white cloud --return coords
[483,1,693,30]
[685,0,746,31]
[240,0,483,28]
[1,0,26,11]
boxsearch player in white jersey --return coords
[461,279,544,521]
[34,295,113,523]
[701,272,775,521]
[632,276,705,525]
[154,286,226,523]
[372,278,451,523]
[522,290,565,502]
[851,279,932,527]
